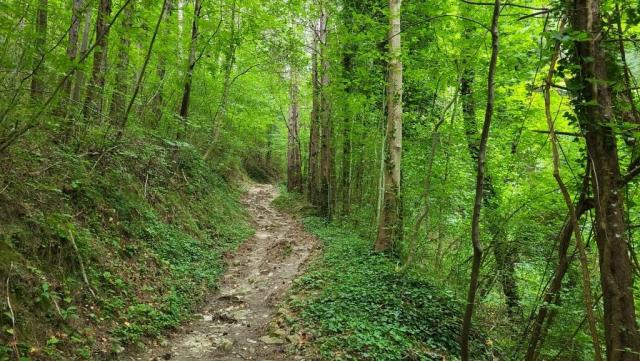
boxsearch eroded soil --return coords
[132,184,317,361]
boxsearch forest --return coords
[2,0,640,360]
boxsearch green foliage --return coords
[0,138,253,359]
[285,217,491,361]
[272,185,315,215]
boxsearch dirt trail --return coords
[134,184,316,361]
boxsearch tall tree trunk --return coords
[287,69,303,192]
[71,7,92,107]
[177,0,185,57]
[62,0,83,102]
[31,0,48,100]
[177,0,202,139]
[152,0,172,124]
[460,25,520,316]
[83,0,112,120]
[569,0,640,358]
[353,130,365,205]
[318,9,332,219]
[341,112,352,215]
[341,51,353,215]
[460,0,499,359]
[375,0,402,252]
[108,0,134,124]
[307,19,321,206]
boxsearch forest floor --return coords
[132,184,318,361]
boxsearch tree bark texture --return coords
[71,6,92,106]
[108,0,134,124]
[62,0,83,101]
[374,0,403,252]
[31,0,48,100]
[83,0,112,120]
[568,0,640,359]
[177,0,202,139]
[307,17,322,206]
[287,70,303,192]
[341,51,353,215]
[318,9,332,219]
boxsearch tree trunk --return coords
[83,0,112,120]
[460,1,499,359]
[177,0,202,139]
[71,6,92,107]
[31,0,48,100]
[307,19,321,206]
[318,9,332,219]
[62,0,83,101]
[152,0,172,124]
[341,51,353,215]
[177,0,185,57]
[568,0,640,359]
[108,0,133,124]
[460,25,520,317]
[287,69,303,192]
[375,0,402,252]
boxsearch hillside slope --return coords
[0,141,253,360]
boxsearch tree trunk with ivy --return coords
[568,0,640,358]
[375,0,403,252]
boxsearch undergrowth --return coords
[0,139,253,360]
[271,186,315,215]
[281,215,492,361]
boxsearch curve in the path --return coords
[137,184,317,361]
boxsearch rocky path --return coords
[136,184,317,361]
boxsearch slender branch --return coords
[461,0,500,359]
[530,129,582,137]
[402,90,458,271]
[194,15,224,64]
[518,9,551,21]
[118,0,169,137]
[620,162,640,186]
[461,0,549,10]
[68,230,96,298]
[5,263,19,358]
